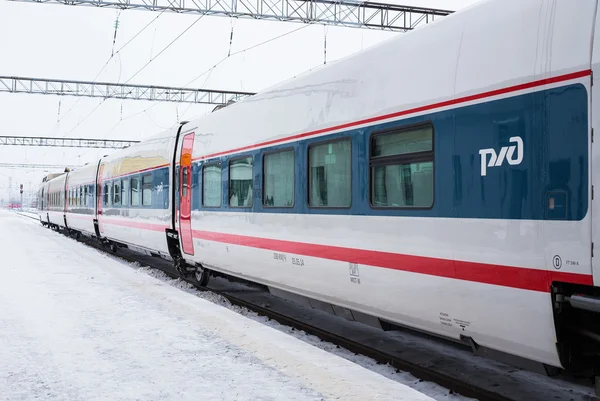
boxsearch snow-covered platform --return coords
[0,211,435,401]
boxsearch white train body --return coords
[37,0,600,376]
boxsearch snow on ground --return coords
[0,211,442,401]
[129,262,475,401]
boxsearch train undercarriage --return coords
[552,282,600,392]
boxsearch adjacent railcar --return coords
[36,0,600,379]
[95,129,177,257]
[43,172,68,229]
[64,162,99,237]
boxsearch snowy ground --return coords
[0,211,452,401]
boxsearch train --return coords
[36,0,600,380]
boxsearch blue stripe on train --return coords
[187,83,589,220]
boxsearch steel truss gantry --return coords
[0,76,256,105]
[7,0,453,32]
[0,163,82,170]
[0,136,140,149]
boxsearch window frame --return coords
[131,176,140,207]
[228,155,254,208]
[182,167,189,198]
[121,178,130,208]
[103,183,109,206]
[202,161,222,208]
[113,181,121,207]
[368,122,435,210]
[141,173,153,207]
[306,137,353,210]
[262,147,295,208]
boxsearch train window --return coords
[103,183,109,206]
[229,156,253,208]
[182,168,188,198]
[121,179,130,207]
[263,149,294,207]
[308,139,351,208]
[202,163,221,207]
[79,187,83,206]
[370,124,434,208]
[142,174,152,206]
[114,182,121,206]
[84,186,88,206]
[131,177,140,206]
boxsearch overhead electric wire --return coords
[123,15,205,86]
[106,22,311,135]
[54,10,168,137]
[76,23,321,162]
[179,24,310,119]
[65,13,205,144]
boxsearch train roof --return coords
[178,0,596,160]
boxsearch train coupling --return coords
[559,294,600,314]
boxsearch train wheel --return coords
[195,265,210,287]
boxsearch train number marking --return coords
[292,257,304,266]
[273,252,287,262]
[349,263,361,284]
[439,312,452,327]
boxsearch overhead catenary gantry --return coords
[0,163,82,170]
[0,76,256,105]
[0,136,140,149]
[6,0,453,32]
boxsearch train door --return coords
[178,132,195,255]
[95,162,105,235]
[592,3,600,286]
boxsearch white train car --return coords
[95,129,178,257]
[64,162,99,237]
[171,0,600,377]
[35,0,600,379]
[43,172,68,229]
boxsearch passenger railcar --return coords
[37,0,600,380]
[64,161,98,237]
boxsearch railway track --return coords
[14,211,597,401]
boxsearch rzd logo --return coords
[479,136,523,176]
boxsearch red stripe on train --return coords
[191,229,593,292]
[101,218,168,232]
[94,217,594,292]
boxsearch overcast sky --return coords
[0,0,481,203]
